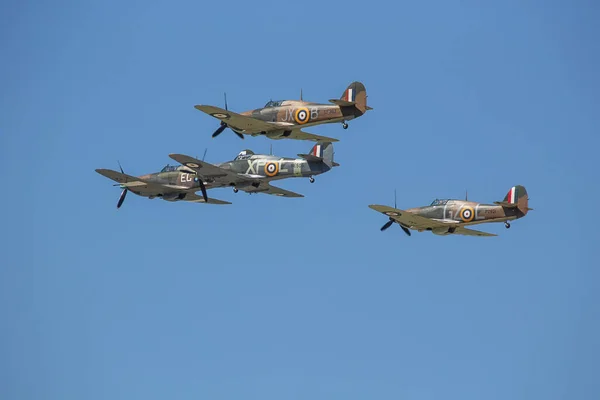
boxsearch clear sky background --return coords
[1,1,599,399]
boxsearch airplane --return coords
[95,142,337,208]
[195,81,372,142]
[95,162,231,208]
[168,141,338,198]
[369,186,532,237]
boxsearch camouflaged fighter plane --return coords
[195,81,371,142]
[96,142,338,208]
[168,141,338,198]
[95,162,230,208]
[369,186,532,237]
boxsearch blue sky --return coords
[1,1,599,399]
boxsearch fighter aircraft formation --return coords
[96,81,531,237]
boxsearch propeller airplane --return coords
[195,81,371,142]
[369,186,532,237]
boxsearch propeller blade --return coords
[400,225,412,236]
[380,219,394,231]
[118,161,124,174]
[233,130,245,139]
[212,123,227,138]
[117,188,127,209]
[224,92,228,111]
[198,180,208,203]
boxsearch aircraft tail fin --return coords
[329,81,371,114]
[497,185,531,216]
[297,141,335,168]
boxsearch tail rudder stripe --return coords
[312,144,322,157]
[345,88,355,102]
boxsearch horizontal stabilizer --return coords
[494,201,519,208]
[297,153,323,163]
[328,99,355,107]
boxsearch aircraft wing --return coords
[181,192,231,205]
[368,205,450,229]
[239,181,304,198]
[96,168,197,196]
[168,154,237,179]
[195,105,340,142]
[452,226,497,237]
[194,105,277,133]
[95,168,168,193]
[282,129,339,142]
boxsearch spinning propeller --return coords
[116,161,128,209]
[193,148,209,203]
[379,190,411,236]
[211,93,244,140]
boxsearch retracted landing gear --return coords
[309,176,315,183]
[505,221,511,229]
[342,122,348,129]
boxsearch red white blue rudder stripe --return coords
[506,186,518,204]
[311,143,322,158]
[344,87,356,102]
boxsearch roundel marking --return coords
[294,107,310,124]
[264,161,279,177]
[186,162,199,168]
[211,112,230,119]
[460,206,475,222]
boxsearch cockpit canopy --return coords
[430,199,449,206]
[160,164,179,173]
[234,149,255,161]
[263,100,284,108]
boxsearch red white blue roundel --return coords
[211,112,230,119]
[460,206,475,222]
[294,108,310,124]
[264,162,279,177]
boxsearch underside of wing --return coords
[182,192,231,205]
[368,205,449,230]
[194,105,277,133]
[453,226,497,237]
[239,181,303,198]
[281,129,339,142]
